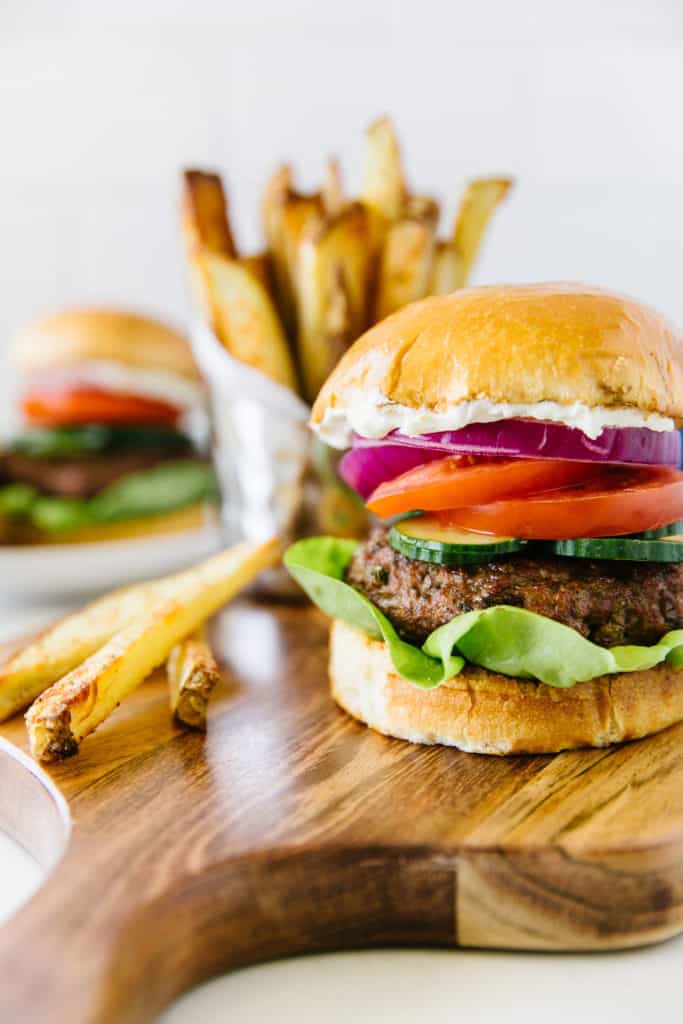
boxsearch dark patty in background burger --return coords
[346,527,683,648]
[1,450,205,499]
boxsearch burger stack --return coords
[0,309,218,544]
[286,283,683,754]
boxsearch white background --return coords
[2,2,683,1020]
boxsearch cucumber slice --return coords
[12,424,193,458]
[13,425,113,458]
[629,520,683,540]
[550,536,683,563]
[389,516,527,565]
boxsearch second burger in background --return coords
[1,309,218,543]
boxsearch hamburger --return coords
[1,309,218,544]
[285,283,683,754]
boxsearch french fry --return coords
[262,165,323,335]
[0,580,168,722]
[261,164,293,303]
[261,164,292,307]
[321,158,345,217]
[262,163,293,238]
[451,177,512,288]
[197,249,298,390]
[181,170,236,258]
[278,196,324,333]
[167,625,220,729]
[429,241,461,295]
[25,539,280,762]
[0,541,240,723]
[295,203,372,402]
[181,169,237,319]
[361,116,406,233]
[239,252,272,293]
[398,194,439,223]
[374,198,439,320]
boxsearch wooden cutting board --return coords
[1,600,683,1024]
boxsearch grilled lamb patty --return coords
[345,527,683,647]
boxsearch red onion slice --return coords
[354,421,680,464]
[339,445,445,500]
[340,421,680,499]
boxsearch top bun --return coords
[11,309,201,380]
[311,284,683,445]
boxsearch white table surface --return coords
[1,598,682,1023]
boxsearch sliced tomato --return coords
[441,468,683,539]
[366,456,602,519]
[23,387,180,427]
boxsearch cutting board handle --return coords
[0,738,457,1023]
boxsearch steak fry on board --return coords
[25,538,279,762]
[167,625,220,729]
[0,580,166,721]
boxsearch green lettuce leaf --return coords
[284,537,463,687]
[89,461,219,523]
[284,537,683,690]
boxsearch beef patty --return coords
[2,450,190,499]
[346,527,683,647]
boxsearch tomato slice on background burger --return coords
[439,468,683,539]
[366,456,603,519]
[23,387,181,427]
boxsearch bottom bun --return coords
[12,502,217,546]
[329,619,683,755]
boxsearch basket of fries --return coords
[180,118,512,595]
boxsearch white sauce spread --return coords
[315,390,675,448]
[26,360,205,410]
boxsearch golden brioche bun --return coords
[330,619,683,755]
[311,283,683,431]
[11,309,200,380]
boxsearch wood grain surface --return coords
[1,601,683,1024]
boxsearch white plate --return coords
[0,524,223,600]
